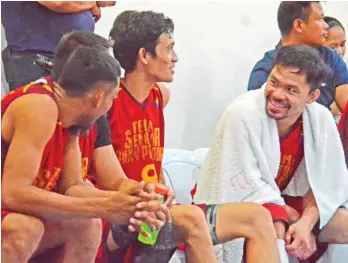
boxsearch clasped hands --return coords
[117,179,174,237]
[283,205,317,260]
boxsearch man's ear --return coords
[138,47,150,65]
[93,91,106,109]
[307,89,320,104]
[293,19,306,34]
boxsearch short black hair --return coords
[324,16,345,32]
[52,31,112,80]
[109,10,174,73]
[277,1,319,36]
[272,45,327,92]
[57,47,121,97]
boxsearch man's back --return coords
[1,1,94,54]
[248,42,348,109]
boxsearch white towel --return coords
[194,87,348,263]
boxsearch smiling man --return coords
[195,45,348,263]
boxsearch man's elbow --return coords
[1,187,23,211]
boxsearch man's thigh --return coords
[319,207,348,244]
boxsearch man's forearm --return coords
[37,1,96,13]
[65,180,114,198]
[2,186,107,221]
[300,189,319,230]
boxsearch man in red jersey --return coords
[1,32,165,263]
[105,10,281,263]
[194,45,348,263]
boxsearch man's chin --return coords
[266,108,287,120]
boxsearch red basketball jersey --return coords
[107,83,165,183]
[79,128,96,181]
[275,118,304,192]
[1,79,66,191]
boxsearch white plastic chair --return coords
[162,149,203,204]
[162,148,210,263]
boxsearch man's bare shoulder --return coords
[5,94,59,141]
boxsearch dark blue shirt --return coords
[1,1,95,54]
[248,42,348,109]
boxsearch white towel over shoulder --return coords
[194,87,348,263]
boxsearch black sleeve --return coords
[94,115,112,149]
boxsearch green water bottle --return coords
[138,185,168,245]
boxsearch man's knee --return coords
[254,205,275,229]
[172,205,207,235]
[2,213,45,255]
[240,204,276,239]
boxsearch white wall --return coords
[2,1,347,144]
[95,1,348,150]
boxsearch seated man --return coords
[1,33,165,263]
[105,10,281,263]
[194,45,348,263]
[39,31,280,263]
[248,1,348,112]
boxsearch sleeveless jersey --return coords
[107,83,165,183]
[79,127,96,181]
[275,118,304,192]
[1,76,98,188]
[1,78,65,191]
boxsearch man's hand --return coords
[282,204,301,224]
[144,182,175,208]
[285,221,316,260]
[97,1,116,7]
[117,180,170,235]
[90,5,101,22]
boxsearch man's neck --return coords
[277,114,302,139]
[281,36,304,47]
[122,71,156,104]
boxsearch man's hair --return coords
[57,47,121,97]
[272,45,327,92]
[52,31,112,80]
[324,16,345,32]
[109,10,174,73]
[277,1,319,36]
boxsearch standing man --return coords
[1,1,115,91]
[248,1,348,111]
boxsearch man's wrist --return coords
[298,208,319,231]
[89,197,110,219]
